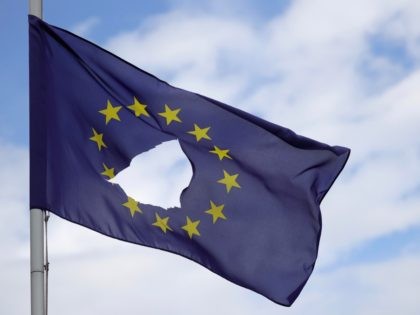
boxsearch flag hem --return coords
[40,206,296,307]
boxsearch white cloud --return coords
[103,0,420,267]
[0,141,29,315]
[20,218,420,315]
[301,254,420,315]
[378,1,420,61]
[71,17,100,37]
[110,140,192,209]
[0,141,28,259]
[3,0,420,313]
[105,11,259,103]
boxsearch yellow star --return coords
[99,100,122,124]
[158,104,182,125]
[217,170,241,193]
[122,196,142,217]
[210,146,232,160]
[205,201,226,223]
[127,97,149,117]
[152,213,173,233]
[89,128,107,151]
[187,124,211,142]
[182,216,200,239]
[101,163,115,179]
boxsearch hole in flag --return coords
[110,140,192,209]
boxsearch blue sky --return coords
[1,0,420,314]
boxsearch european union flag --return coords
[29,15,350,306]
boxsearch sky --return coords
[1,0,420,314]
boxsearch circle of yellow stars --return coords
[89,97,242,239]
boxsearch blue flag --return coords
[29,15,349,306]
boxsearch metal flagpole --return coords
[29,0,42,19]
[30,209,45,315]
[29,1,45,315]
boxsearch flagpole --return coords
[29,0,42,19]
[29,1,45,314]
[30,209,45,315]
